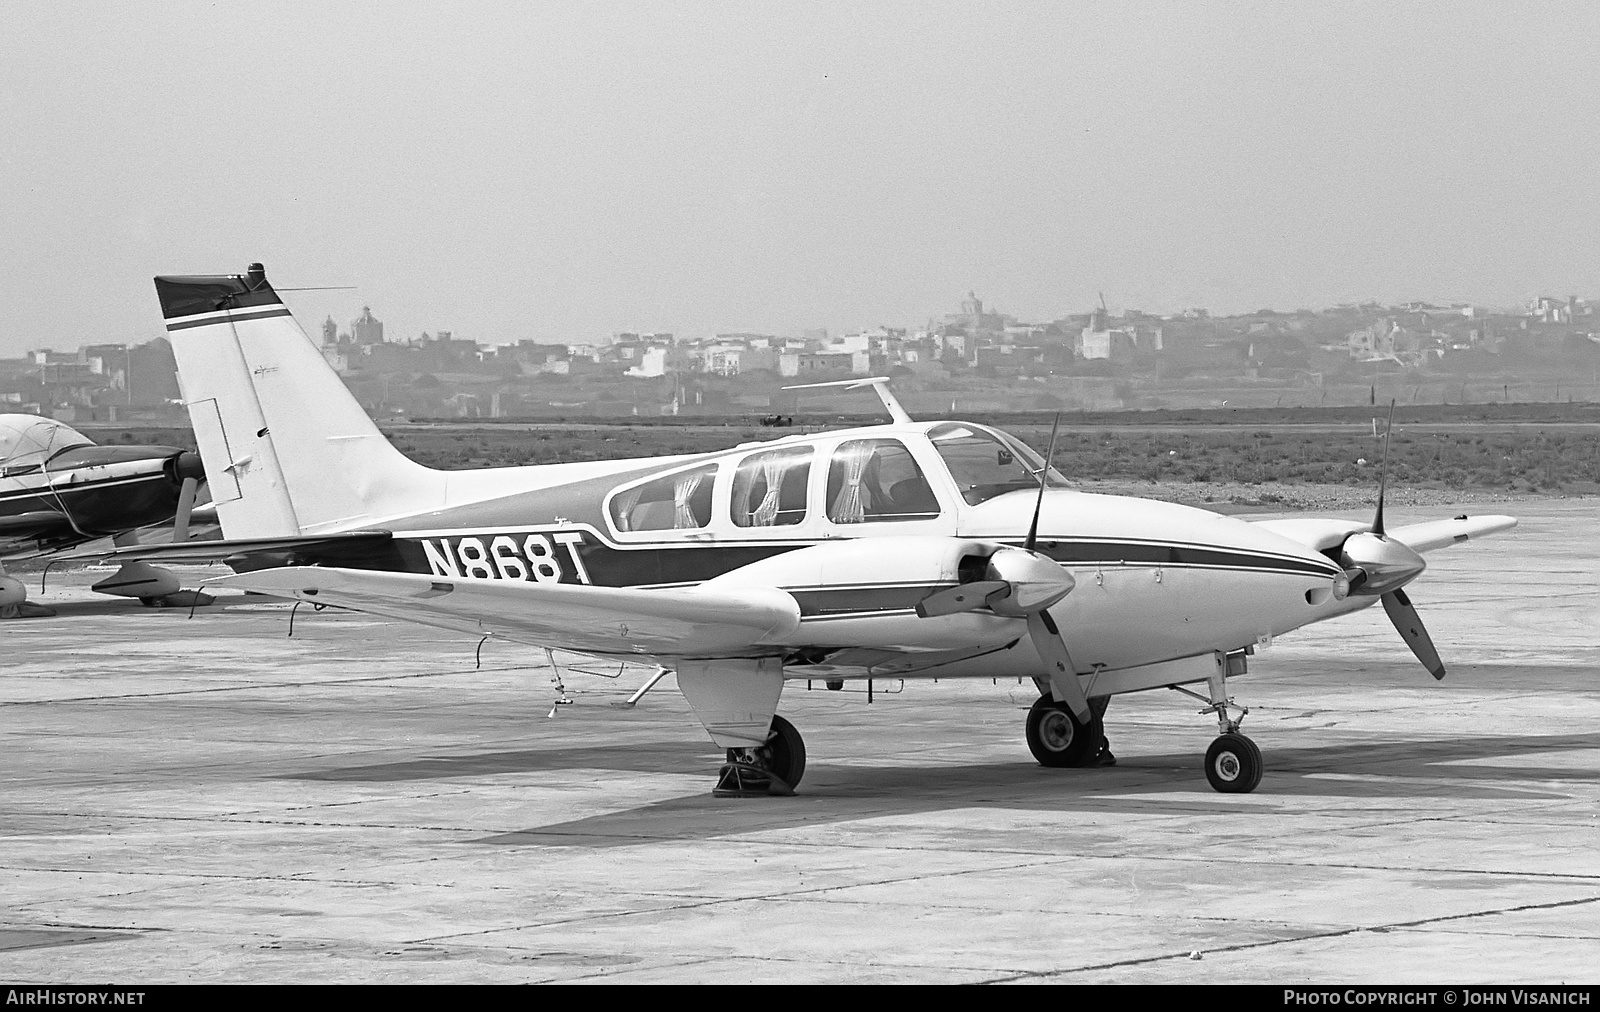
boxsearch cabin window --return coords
[731,446,811,527]
[825,438,939,523]
[610,464,716,532]
[928,423,1068,505]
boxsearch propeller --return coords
[172,477,198,544]
[168,450,204,544]
[1382,588,1444,680]
[1340,401,1445,679]
[915,412,1092,722]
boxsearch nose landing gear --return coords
[1174,649,1263,794]
[1205,732,1263,793]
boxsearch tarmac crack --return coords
[410,856,1069,945]
[974,893,1600,982]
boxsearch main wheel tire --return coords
[765,714,807,789]
[1025,694,1103,768]
[1204,733,1263,793]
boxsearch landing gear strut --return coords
[1175,650,1263,794]
[714,714,807,797]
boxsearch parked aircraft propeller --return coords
[914,414,1092,722]
[172,476,199,544]
[1338,401,1446,679]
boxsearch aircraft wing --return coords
[1251,517,1368,552]
[209,566,803,658]
[1386,515,1517,553]
[1255,514,1515,555]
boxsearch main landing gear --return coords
[1025,691,1116,768]
[714,715,807,798]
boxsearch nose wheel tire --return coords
[1205,733,1263,793]
[1025,694,1103,768]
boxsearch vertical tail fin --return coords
[154,264,444,538]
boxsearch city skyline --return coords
[3,3,1597,357]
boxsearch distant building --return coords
[625,347,669,378]
[351,306,384,345]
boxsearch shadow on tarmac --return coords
[277,730,1600,847]
[11,592,268,619]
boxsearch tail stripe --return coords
[167,307,292,331]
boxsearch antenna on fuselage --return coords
[781,376,912,425]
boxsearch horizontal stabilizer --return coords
[54,530,394,564]
[1387,515,1517,554]
[208,566,803,658]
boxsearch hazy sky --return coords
[2,2,1596,356]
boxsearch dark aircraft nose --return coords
[169,451,206,483]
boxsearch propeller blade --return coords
[1381,588,1445,680]
[1373,399,1397,537]
[172,476,198,544]
[915,580,1010,618]
[1026,609,1091,724]
[1025,412,1062,553]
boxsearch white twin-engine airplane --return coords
[108,264,1516,797]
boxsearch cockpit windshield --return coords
[926,423,1069,505]
[0,415,93,474]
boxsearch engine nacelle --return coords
[92,561,181,601]
[702,536,1025,650]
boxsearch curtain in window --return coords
[830,442,871,523]
[673,470,706,528]
[612,486,644,532]
[751,454,789,526]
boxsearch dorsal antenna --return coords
[781,376,912,425]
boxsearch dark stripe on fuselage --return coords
[0,471,168,506]
[1025,539,1337,577]
[389,536,801,587]
[165,307,293,331]
[0,472,183,545]
[282,530,1337,600]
